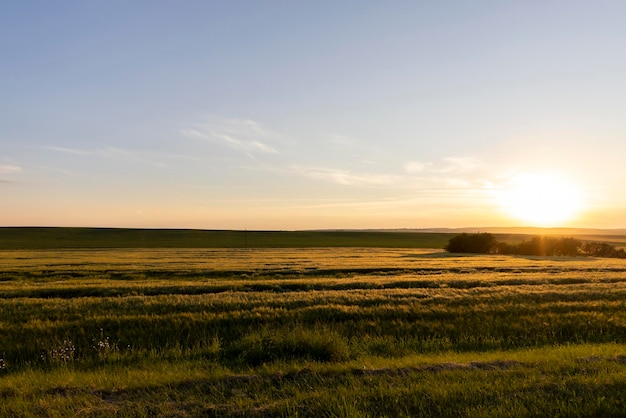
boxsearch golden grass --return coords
[3,247,626,416]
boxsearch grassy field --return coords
[2,227,624,251]
[2,246,626,416]
[0,227,457,250]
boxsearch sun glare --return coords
[498,172,585,226]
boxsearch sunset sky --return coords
[3,1,626,230]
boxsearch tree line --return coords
[444,233,626,258]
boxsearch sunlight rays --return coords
[498,172,585,226]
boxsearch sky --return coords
[2,1,626,230]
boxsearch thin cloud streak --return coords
[0,164,22,184]
[45,146,92,156]
[292,156,494,190]
[181,129,278,155]
[291,165,403,186]
[0,165,22,174]
[181,117,280,156]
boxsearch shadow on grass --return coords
[401,252,474,259]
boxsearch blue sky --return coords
[3,1,626,229]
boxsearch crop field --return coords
[2,247,626,416]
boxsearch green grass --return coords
[2,344,626,417]
[3,227,625,251]
[0,227,456,249]
[2,248,626,416]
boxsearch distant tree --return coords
[445,233,623,259]
[581,242,626,258]
[444,233,497,254]
[495,241,516,255]
[552,237,583,257]
[506,236,582,257]
[516,236,546,256]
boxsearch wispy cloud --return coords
[407,157,495,191]
[0,165,22,174]
[181,117,280,156]
[0,164,22,185]
[291,156,495,197]
[45,146,92,156]
[181,129,278,155]
[291,165,403,186]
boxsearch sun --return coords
[498,172,585,226]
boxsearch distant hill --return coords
[410,227,626,236]
[318,226,626,235]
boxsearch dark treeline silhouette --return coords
[444,233,626,258]
[443,233,497,254]
[580,241,626,258]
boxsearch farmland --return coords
[2,232,626,416]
